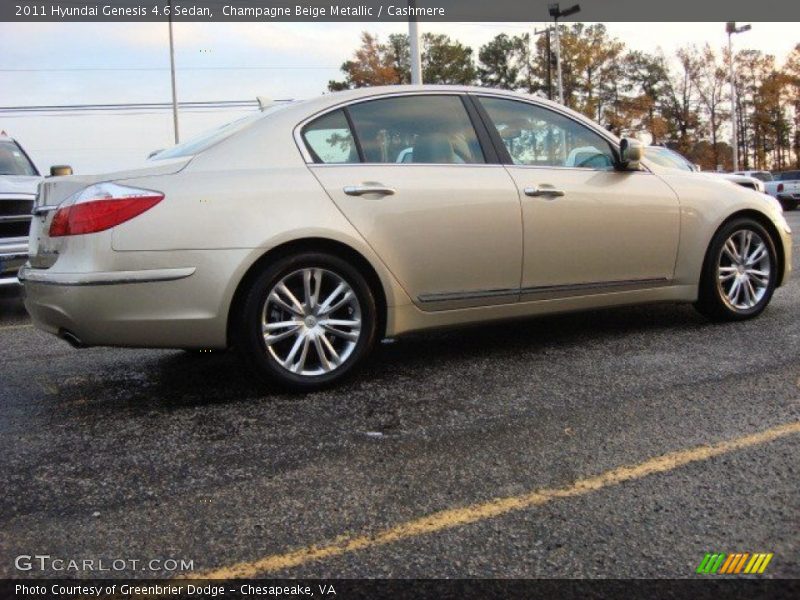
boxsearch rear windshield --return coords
[741,171,773,182]
[777,171,800,181]
[152,103,292,161]
[0,140,38,176]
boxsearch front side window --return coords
[302,109,358,164]
[478,97,616,170]
[346,95,485,165]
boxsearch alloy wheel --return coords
[261,268,362,376]
[717,229,772,311]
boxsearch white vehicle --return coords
[643,146,765,193]
[735,170,800,210]
[0,134,41,285]
[772,171,800,211]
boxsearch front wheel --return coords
[695,218,778,321]
[234,252,378,391]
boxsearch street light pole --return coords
[726,21,751,171]
[408,0,422,84]
[168,0,180,144]
[553,20,563,104]
[548,3,580,105]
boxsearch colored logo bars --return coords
[696,552,773,574]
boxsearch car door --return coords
[474,95,681,298]
[303,93,523,309]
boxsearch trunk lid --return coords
[35,157,191,208]
[29,157,191,267]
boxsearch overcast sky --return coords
[1,22,798,173]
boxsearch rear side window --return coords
[346,95,485,164]
[302,109,358,164]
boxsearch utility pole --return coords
[408,0,422,84]
[726,21,751,171]
[548,3,580,105]
[168,0,180,143]
[534,27,554,100]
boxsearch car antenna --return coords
[257,96,273,111]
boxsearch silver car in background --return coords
[643,146,766,193]
[0,135,41,285]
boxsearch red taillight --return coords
[49,184,163,237]
[777,183,784,193]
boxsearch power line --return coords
[0,108,260,118]
[0,99,274,113]
[0,65,339,73]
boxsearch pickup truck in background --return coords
[736,169,800,210]
[772,171,800,211]
[0,134,40,286]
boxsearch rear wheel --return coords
[235,252,378,391]
[779,198,798,211]
[695,218,778,321]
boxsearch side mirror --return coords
[619,138,643,170]
[49,165,73,177]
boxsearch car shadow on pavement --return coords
[23,301,715,420]
[134,302,709,402]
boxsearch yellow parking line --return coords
[190,420,800,579]
[0,323,32,331]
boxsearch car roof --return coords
[277,84,615,140]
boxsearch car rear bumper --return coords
[777,193,800,202]
[0,238,28,286]
[18,266,195,286]
[19,249,256,349]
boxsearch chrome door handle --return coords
[343,185,396,197]
[524,186,565,198]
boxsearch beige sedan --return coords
[21,86,792,390]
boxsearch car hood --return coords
[36,157,192,207]
[706,172,753,185]
[0,175,42,197]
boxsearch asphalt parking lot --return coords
[1,213,799,580]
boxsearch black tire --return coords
[234,252,378,391]
[694,217,778,322]
[779,198,798,211]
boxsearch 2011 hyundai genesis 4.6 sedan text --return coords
[21,86,792,390]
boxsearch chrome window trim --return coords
[293,90,482,165]
[293,88,653,174]
[500,164,655,175]
[307,162,503,169]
